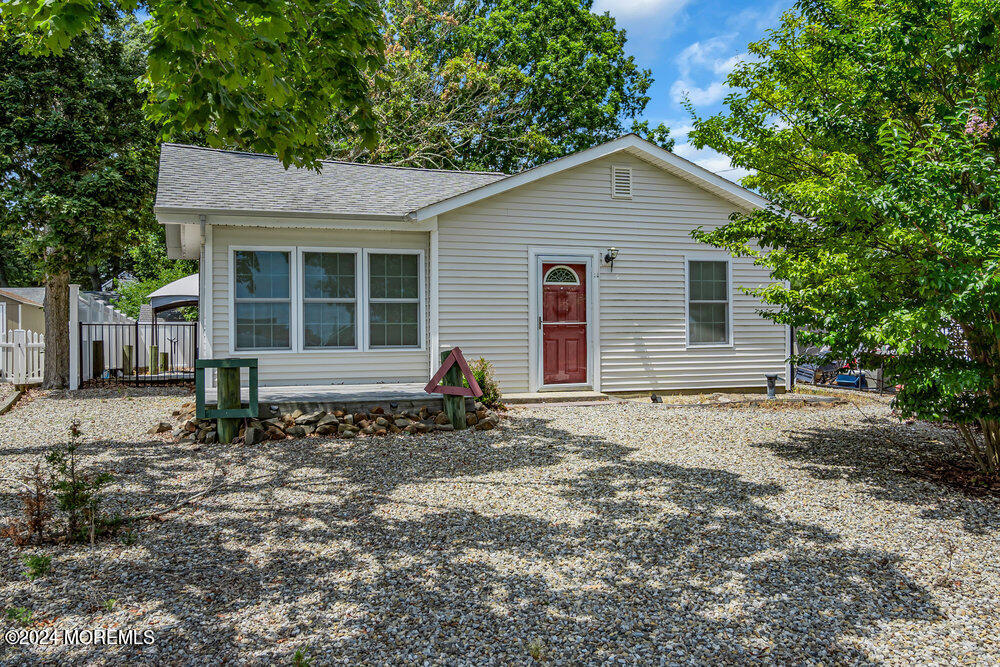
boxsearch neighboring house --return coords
[1,287,131,334]
[0,287,46,333]
[155,135,790,393]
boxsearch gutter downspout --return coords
[429,225,440,375]
[199,214,214,387]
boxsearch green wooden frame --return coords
[195,358,259,419]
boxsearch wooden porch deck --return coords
[204,382,612,415]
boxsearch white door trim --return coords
[527,248,601,393]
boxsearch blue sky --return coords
[592,0,793,181]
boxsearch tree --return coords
[327,0,671,172]
[0,228,34,288]
[4,0,384,388]
[112,230,198,320]
[687,0,1000,475]
[113,267,196,322]
[4,0,385,168]
[0,20,157,388]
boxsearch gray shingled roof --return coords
[0,287,45,306]
[155,144,507,217]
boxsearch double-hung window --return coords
[368,252,421,348]
[302,251,357,348]
[688,260,731,346]
[234,250,292,350]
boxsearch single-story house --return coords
[155,134,790,394]
[0,287,46,334]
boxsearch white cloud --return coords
[592,0,691,19]
[672,142,751,183]
[670,79,729,106]
[659,117,695,136]
[669,35,749,107]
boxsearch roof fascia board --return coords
[155,206,407,222]
[0,288,42,307]
[409,134,773,221]
[156,210,437,232]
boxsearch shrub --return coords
[466,357,503,408]
[5,607,33,626]
[1,462,52,546]
[47,444,114,544]
[21,554,51,580]
[3,422,119,546]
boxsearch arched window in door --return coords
[543,265,580,285]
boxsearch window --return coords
[234,250,291,350]
[611,165,633,199]
[368,253,421,348]
[688,260,730,345]
[302,252,357,348]
[544,265,580,285]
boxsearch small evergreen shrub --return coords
[5,607,33,626]
[3,422,119,546]
[21,554,51,580]
[466,357,503,408]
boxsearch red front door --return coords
[542,263,587,385]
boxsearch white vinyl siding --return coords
[437,153,786,393]
[211,226,429,386]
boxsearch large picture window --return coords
[234,250,291,350]
[368,253,421,348]
[688,260,730,345]
[302,252,357,348]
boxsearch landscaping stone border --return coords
[0,386,24,416]
[154,401,502,444]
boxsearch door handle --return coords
[538,316,542,330]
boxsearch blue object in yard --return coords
[836,373,867,389]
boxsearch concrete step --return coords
[502,390,612,405]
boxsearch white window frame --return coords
[298,247,362,352]
[228,245,426,354]
[230,245,296,353]
[363,249,425,351]
[684,254,735,348]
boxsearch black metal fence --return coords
[80,322,198,384]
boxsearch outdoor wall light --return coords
[604,247,620,271]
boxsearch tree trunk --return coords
[42,270,71,389]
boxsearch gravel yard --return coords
[1,387,998,664]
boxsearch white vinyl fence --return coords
[0,329,45,385]
[78,292,133,325]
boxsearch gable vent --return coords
[611,165,633,199]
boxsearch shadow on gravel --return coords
[753,417,1000,534]
[3,411,946,664]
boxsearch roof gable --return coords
[407,134,770,221]
[0,287,45,306]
